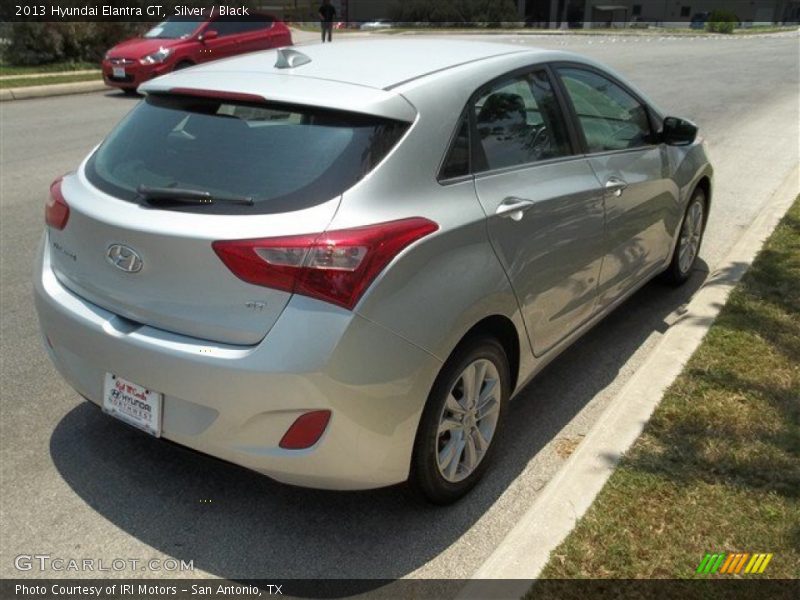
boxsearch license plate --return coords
[112,67,126,78]
[103,373,162,437]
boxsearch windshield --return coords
[85,94,409,215]
[144,18,204,39]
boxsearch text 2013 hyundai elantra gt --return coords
[35,40,712,504]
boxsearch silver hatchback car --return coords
[35,40,712,504]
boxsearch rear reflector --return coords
[279,410,332,450]
[213,218,438,310]
[45,177,69,230]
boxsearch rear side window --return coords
[472,70,572,172]
[439,112,470,180]
[86,94,408,214]
[212,15,274,35]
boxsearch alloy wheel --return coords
[435,358,502,483]
[678,200,704,274]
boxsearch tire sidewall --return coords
[410,337,510,504]
[666,188,707,284]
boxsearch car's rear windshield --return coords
[85,94,410,214]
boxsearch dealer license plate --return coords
[102,373,162,437]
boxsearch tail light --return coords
[279,410,331,450]
[213,218,438,310]
[45,177,70,230]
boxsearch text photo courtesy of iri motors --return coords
[0,1,798,599]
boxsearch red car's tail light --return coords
[45,177,70,230]
[279,410,332,450]
[213,218,438,310]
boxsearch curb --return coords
[0,80,110,102]
[0,69,100,81]
[462,164,799,589]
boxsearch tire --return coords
[174,61,194,71]
[121,88,139,96]
[409,336,510,505]
[662,188,707,285]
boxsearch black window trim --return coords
[550,60,662,158]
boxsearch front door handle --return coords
[604,177,628,197]
[496,197,535,221]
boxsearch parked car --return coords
[37,40,712,504]
[102,15,292,93]
[690,12,710,29]
[359,20,394,30]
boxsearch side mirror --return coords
[199,29,218,42]
[662,116,698,146]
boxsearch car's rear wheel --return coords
[662,188,706,285]
[409,336,509,504]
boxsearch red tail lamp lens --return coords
[213,218,438,310]
[279,410,332,450]
[45,178,70,230]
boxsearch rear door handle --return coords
[604,177,628,197]
[495,197,535,221]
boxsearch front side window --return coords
[86,94,408,214]
[558,67,653,153]
[472,70,572,172]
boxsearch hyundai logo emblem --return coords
[106,244,143,273]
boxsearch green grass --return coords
[0,72,102,89]
[733,25,798,34]
[536,197,800,580]
[0,61,97,76]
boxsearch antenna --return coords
[274,48,312,69]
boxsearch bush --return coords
[3,22,142,66]
[706,10,738,33]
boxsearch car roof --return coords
[146,39,529,91]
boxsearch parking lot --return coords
[1,31,798,580]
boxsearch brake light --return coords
[279,410,331,450]
[45,177,69,230]
[212,218,438,310]
[168,88,266,104]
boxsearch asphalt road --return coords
[1,32,798,582]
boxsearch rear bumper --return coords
[34,236,441,490]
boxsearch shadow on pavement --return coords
[103,90,142,100]
[50,263,707,581]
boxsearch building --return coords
[521,0,799,27]
[282,0,799,26]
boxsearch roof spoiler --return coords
[274,48,312,69]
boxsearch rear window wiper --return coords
[137,185,254,206]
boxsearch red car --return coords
[102,15,293,93]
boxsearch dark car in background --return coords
[690,12,711,29]
[102,15,292,93]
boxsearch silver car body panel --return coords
[35,40,713,489]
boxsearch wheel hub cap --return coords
[435,358,502,483]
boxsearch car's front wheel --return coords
[663,188,707,285]
[409,336,510,504]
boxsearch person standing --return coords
[319,0,336,43]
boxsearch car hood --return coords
[106,37,185,59]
